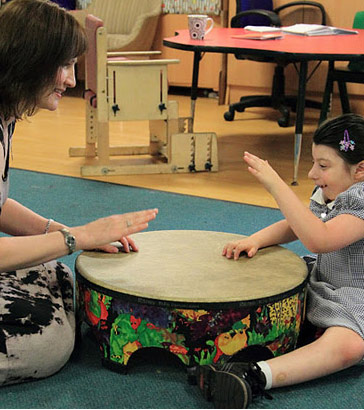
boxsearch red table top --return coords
[164,28,364,62]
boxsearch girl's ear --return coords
[354,161,364,181]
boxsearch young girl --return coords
[198,113,364,408]
[0,0,157,386]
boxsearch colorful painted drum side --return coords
[76,230,308,371]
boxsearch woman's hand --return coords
[0,208,158,273]
[222,237,260,260]
[73,208,158,252]
[95,236,138,254]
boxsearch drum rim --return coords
[76,269,308,310]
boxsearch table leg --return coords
[190,50,202,131]
[319,61,334,124]
[292,61,308,186]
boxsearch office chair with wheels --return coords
[319,11,364,124]
[233,0,274,26]
[224,1,326,127]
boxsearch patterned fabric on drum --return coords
[0,120,75,386]
[307,182,364,339]
[78,283,306,368]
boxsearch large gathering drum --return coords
[76,230,308,373]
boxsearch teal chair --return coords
[319,11,364,123]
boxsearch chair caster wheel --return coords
[224,110,235,121]
[278,114,290,127]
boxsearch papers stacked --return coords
[244,25,282,33]
[232,32,283,40]
[281,24,358,36]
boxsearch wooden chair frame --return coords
[69,15,218,176]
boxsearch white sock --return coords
[257,360,273,390]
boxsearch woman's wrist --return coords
[44,218,54,234]
[44,219,67,234]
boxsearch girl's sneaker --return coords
[197,361,271,409]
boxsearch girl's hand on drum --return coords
[74,208,158,251]
[222,238,259,260]
[243,151,283,192]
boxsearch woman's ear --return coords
[354,161,364,181]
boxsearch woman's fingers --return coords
[124,209,158,231]
[79,208,158,251]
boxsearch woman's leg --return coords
[268,326,364,388]
[0,261,75,386]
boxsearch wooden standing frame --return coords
[69,14,218,176]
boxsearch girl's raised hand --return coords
[243,151,282,191]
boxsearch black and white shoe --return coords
[197,362,271,409]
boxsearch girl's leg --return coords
[197,326,364,408]
[268,326,364,388]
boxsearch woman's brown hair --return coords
[0,0,87,120]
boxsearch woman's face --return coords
[37,58,77,111]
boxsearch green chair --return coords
[319,11,364,123]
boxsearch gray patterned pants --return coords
[0,261,75,386]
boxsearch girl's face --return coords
[37,59,77,111]
[308,143,357,201]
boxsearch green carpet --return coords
[1,169,363,409]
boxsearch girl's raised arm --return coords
[243,151,364,253]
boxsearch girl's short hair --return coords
[313,113,364,164]
[0,0,87,120]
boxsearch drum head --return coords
[76,230,307,303]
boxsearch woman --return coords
[0,0,157,386]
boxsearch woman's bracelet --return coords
[44,218,54,234]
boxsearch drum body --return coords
[76,230,308,371]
